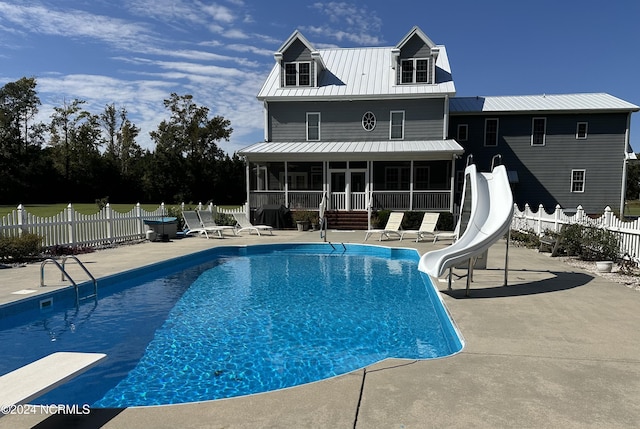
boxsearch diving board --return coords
[0,352,107,406]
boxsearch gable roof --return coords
[395,26,436,50]
[450,93,639,113]
[276,30,316,55]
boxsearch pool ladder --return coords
[41,256,98,306]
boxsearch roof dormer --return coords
[274,30,325,88]
[393,26,440,85]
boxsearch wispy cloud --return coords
[307,2,383,45]
[0,2,156,50]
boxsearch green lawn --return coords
[0,203,165,218]
[625,200,640,216]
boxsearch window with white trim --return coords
[401,58,429,83]
[531,117,546,146]
[306,112,320,141]
[457,124,468,141]
[576,122,588,139]
[571,169,585,192]
[484,119,498,147]
[390,111,404,140]
[285,62,310,86]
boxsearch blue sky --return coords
[1,0,639,154]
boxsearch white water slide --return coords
[418,162,514,279]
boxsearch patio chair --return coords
[400,212,440,242]
[432,220,460,243]
[232,213,274,236]
[364,211,405,241]
[181,210,224,239]
[197,210,237,237]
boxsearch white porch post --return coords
[409,160,414,211]
[284,161,289,208]
[245,159,250,216]
[449,155,456,213]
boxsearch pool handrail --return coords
[41,256,98,306]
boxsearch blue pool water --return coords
[0,244,462,407]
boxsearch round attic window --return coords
[362,111,376,131]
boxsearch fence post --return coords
[136,203,143,236]
[537,204,544,235]
[603,206,612,229]
[554,204,562,232]
[106,203,113,243]
[576,205,585,225]
[67,203,76,246]
[17,204,25,237]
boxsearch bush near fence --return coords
[511,203,640,262]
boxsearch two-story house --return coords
[239,26,638,225]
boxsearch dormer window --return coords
[401,58,429,84]
[285,62,310,86]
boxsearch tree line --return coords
[0,77,246,205]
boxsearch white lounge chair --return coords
[197,210,237,237]
[432,216,461,243]
[181,210,224,239]
[364,211,405,241]
[400,212,440,242]
[232,212,273,236]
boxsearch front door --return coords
[329,169,368,211]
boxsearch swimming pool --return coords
[0,243,463,407]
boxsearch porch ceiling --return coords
[238,140,464,161]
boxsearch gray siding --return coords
[269,99,445,142]
[449,112,629,213]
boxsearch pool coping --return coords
[1,230,640,428]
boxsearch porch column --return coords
[245,160,250,215]
[409,160,414,211]
[449,155,456,213]
[284,161,289,208]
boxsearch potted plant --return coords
[310,212,319,230]
[292,210,312,231]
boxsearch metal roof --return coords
[257,45,455,101]
[238,140,463,161]
[450,93,639,113]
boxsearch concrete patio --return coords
[0,229,639,428]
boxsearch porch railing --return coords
[371,191,451,211]
[248,190,451,211]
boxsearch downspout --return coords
[620,112,632,215]
[443,95,449,140]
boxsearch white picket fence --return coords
[511,203,640,259]
[0,202,248,248]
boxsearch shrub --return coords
[559,224,620,261]
[510,229,541,248]
[371,210,390,228]
[0,233,44,262]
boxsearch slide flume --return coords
[418,163,513,278]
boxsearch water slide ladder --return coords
[40,255,98,306]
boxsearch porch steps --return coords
[324,211,369,230]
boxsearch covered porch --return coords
[238,140,464,215]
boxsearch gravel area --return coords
[556,255,640,292]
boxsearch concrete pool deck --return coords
[0,230,639,428]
